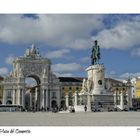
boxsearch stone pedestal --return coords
[86,64,105,95]
[86,64,114,110]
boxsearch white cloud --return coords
[0,67,9,76]
[54,72,74,77]
[80,57,90,62]
[2,14,140,51]
[109,70,116,75]
[67,38,92,50]
[92,15,140,50]
[0,14,104,50]
[120,72,140,79]
[131,48,140,57]
[46,49,70,59]
[51,63,83,73]
[5,55,15,64]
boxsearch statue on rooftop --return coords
[25,44,41,58]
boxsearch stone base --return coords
[90,94,114,111]
[92,94,114,104]
[74,105,85,112]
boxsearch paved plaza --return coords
[0,112,140,126]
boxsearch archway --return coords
[3,45,60,111]
[25,75,41,111]
[51,100,57,108]
[6,100,12,105]
[60,100,65,110]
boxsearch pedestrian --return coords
[84,105,87,112]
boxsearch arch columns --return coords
[30,92,32,108]
[120,91,124,110]
[87,94,91,111]
[65,95,69,108]
[16,89,20,105]
[40,86,48,110]
[113,91,117,108]
[2,89,6,105]
[45,89,48,109]
[12,89,16,105]
[35,87,38,110]
[74,93,78,106]
[21,89,25,108]
[40,88,45,108]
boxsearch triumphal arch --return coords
[3,44,60,110]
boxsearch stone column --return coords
[35,87,38,110]
[40,89,44,108]
[57,90,61,108]
[74,93,78,106]
[2,89,6,105]
[30,92,32,108]
[21,89,25,108]
[126,93,129,109]
[44,89,49,110]
[16,89,20,105]
[65,95,69,108]
[87,94,91,111]
[127,87,132,108]
[35,88,38,102]
[12,90,15,105]
[113,91,117,108]
[43,89,45,108]
[45,89,48,109]
[120,91,124,110]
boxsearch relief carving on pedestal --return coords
[81,78,94,93]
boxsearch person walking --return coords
[84,105,87,112]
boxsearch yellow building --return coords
[59,77,83,107]
[59,77,131,109]
[136,78,140,98]
[0,76,4,104]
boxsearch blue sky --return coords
[0,14,140,80]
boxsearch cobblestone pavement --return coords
[0,112,140,126]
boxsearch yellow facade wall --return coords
[136,79,140,98]
[61,85,82,96]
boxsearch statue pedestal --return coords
[86,64,114,111]
[86,64,105,95]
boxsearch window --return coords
[76,87,79,90]
[52,92,56,98]
[7,91,12,98]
